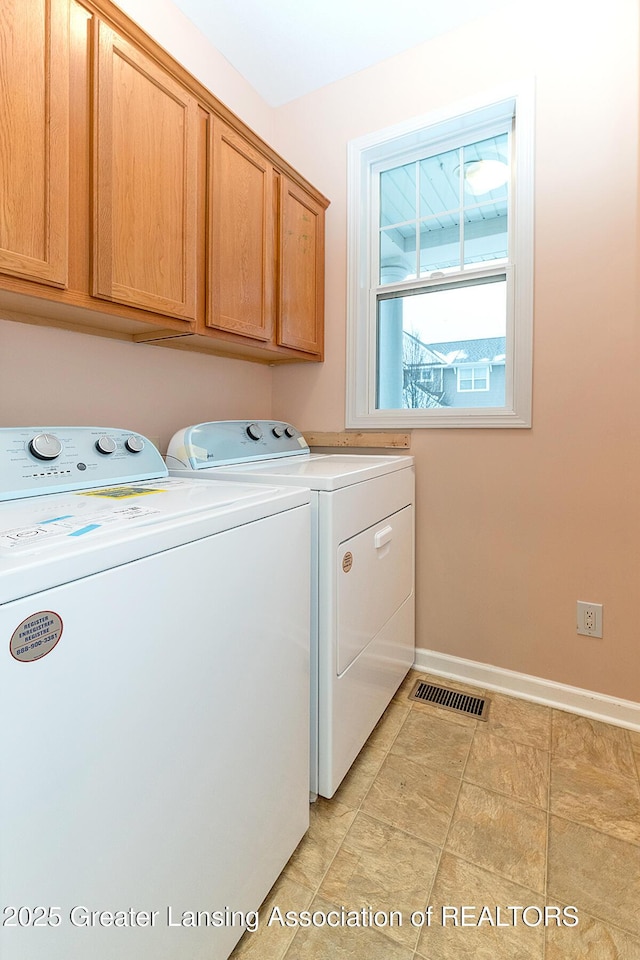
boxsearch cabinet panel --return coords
[278,177,325,357]
[207,121,274,341]
[0,0,68,286]
[93,20,197,320]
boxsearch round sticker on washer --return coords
[10,612,63,663]
[342,551,353,573]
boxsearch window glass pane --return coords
[419,213,460,274]
[376,276,506,410]
[464,198,508,265]
[380,224,417,283]
[379,135,510,285]
[380,162,416,226]
[462,134,509,202]
[419,147,460,217]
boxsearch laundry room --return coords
[1,1,639,958]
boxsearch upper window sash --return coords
[374,121,513,289]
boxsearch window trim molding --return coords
[346,80,535,429]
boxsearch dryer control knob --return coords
[96,436,117,455]
[246,423,263,441]
[29,433,62,461]
[284,425,296,438]
[272,425,285,438]
[125,435,144,453]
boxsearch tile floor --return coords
[230,670,640,959]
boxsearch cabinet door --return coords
[0,0,68,286]
[277,177,325,357]
[208,121,274,341]
[93,21,197,320]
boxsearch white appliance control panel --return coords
[0,427,167,501]
[166,420,309,468]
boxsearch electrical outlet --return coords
[576,601,603,638]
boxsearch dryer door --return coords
[337,505,413,675]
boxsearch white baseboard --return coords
[414,648,640,732]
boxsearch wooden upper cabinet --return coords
[0,0,327,361]
[277,176,325,358]
[92,20,198,320]
[0,0,69,287]
[207,120,274,341]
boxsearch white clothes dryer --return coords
[166,421,415,799]
[0,427,310,960]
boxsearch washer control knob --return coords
[96,436,117,455]
[125,435,144,453]
[246,423,263,441]
[272,425,285,438]
[29,433,62,461]
[284,425,296,438]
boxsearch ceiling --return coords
[170,0,511,107]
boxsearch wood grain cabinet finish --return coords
[92,20,198,321]
[0,0,69,287]
[205,130,326,359]
[277,176,325,358]
[208,120,274,341]
[0,0,328,362]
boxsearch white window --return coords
[346,83,534,428]
[457,364,490,392]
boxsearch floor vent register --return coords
[409,679,490,720]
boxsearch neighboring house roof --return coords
[424,336,506,366]
[402,330,444,365]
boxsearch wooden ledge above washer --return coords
[303,432,411,449]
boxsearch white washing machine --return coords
[0,427,310,960]
[166,421,415,799]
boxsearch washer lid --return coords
[191,453,414,491]
[0,477,309,603]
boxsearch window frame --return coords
[346,82,534,429]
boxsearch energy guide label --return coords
[78,486,167,499]
[0,505,160,551]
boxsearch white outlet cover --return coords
[576,601,603,639]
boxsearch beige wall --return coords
[0,321,272,451]
[2,1,638,703]
[271,0,640,702]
